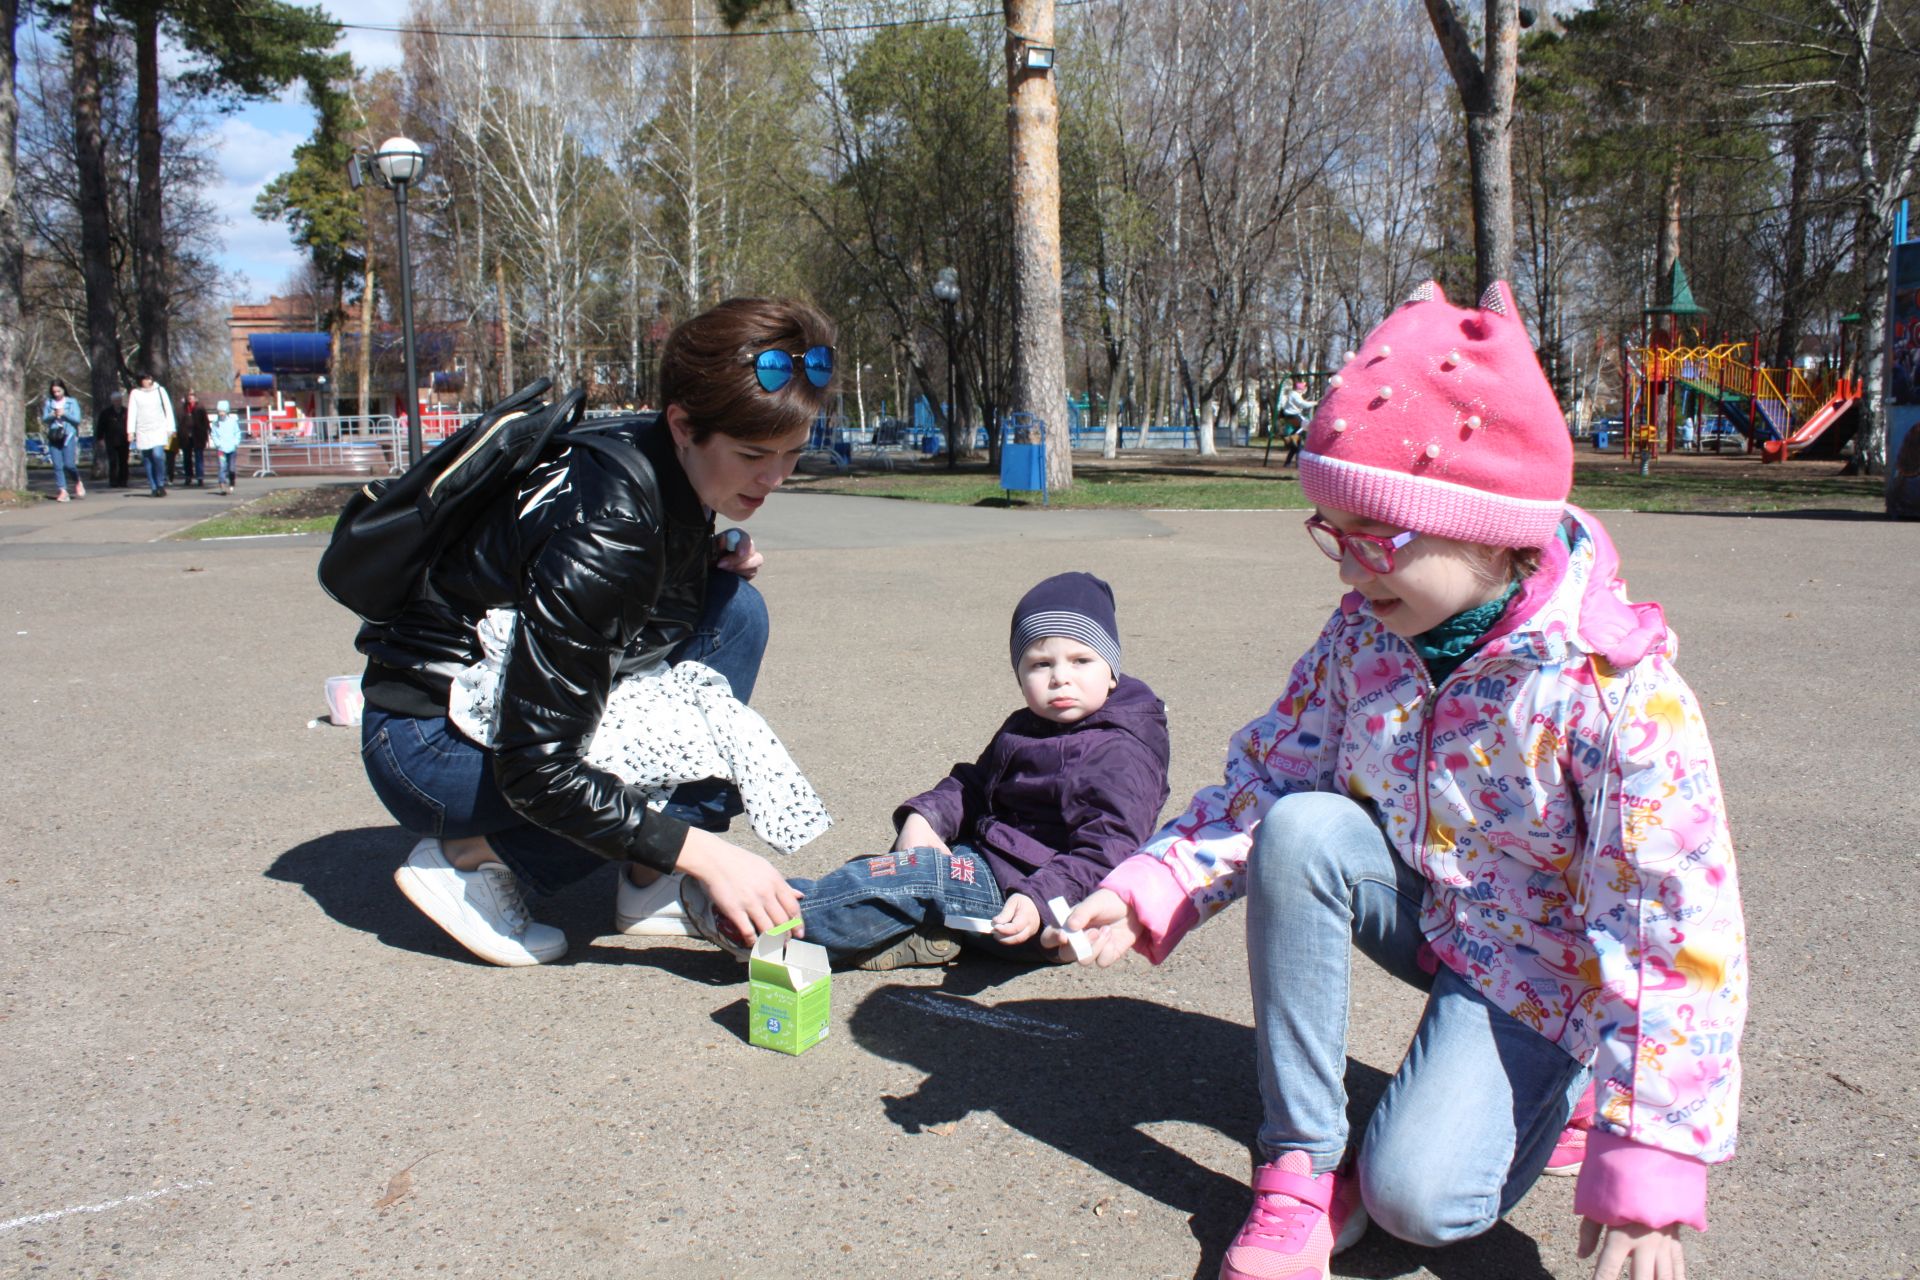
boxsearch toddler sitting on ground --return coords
[684,571,1170,969]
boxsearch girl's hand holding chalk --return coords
[1041,888,1139,967]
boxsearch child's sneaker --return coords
[852,926,963,971]
[614,870,696,936]
[1220,1151,1367,1280]
[392,837,566,967]
[678,876,750,961]
[1542,1121,1587,1176]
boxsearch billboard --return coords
[1889,241,1920,518]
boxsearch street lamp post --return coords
[350,136,428,465]
[933,266,960,469]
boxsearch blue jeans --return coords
[218,451,238,486]
[359,570,767,894]
[142,446,167,491]
[183,446,204,483]
[789,843,1017,963]
[48,435,80,492]
[1246,792,1589,1247]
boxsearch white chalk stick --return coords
[1046,896,1093,962]
[944,914,996,934]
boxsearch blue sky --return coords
[209,2,402,302]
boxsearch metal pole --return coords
[395,180,423,466]
[943,300,957,469]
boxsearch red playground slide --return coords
[1761,379,1861,462]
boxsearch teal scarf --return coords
[1412,579,1521,687]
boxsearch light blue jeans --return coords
[1245,791,1589,1247]
[48,433,80,492]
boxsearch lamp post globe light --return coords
[932,266,960,468]
[352,135,428,464]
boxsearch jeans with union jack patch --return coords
[788,843,1009,963]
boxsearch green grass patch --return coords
[790,453,1882,513]
[791,468,1306,508]
[176,485,356,539]
[1568,467,1881,513]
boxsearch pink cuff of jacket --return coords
[1573,1130,1709,1232]
[1100,855,1199,965]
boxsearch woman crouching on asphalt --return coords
[356,297,835,965]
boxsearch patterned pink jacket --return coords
[1104,508,1746,1230]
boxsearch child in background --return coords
[684,571,1171,969]
[1055,283,1746,1280]
[211,401,242,495]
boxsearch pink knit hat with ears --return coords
[1299,280,1572,548]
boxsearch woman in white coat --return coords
[127,371,176,497]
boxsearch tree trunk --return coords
[1657,150,1683,302]
[1855,204,1891,474]
[133,6,169,383]
[1005,0,1071,489]
[1424,0,1518,292]
[70,1,121,412]
[0,0,23,491]
[1772,116,1816,372]
[497,258,514,394]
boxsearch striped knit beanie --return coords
[1009,572,1122,675]
[1299,280,1572,548]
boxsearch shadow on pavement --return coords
[1680,506,1888,522]
[267,825,503,964]
[848,988,1555,1280]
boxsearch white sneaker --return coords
[614,871,696,936]
[393,838,567,967]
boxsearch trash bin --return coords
[1594,429,1610,451]
[999,411,1047,501]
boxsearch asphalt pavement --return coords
[1,472,1915,1279]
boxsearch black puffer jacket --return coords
[357,415,713,870]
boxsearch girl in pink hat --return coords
[1052,281,1746,1280]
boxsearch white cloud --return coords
[319,0,406,72]
[209,115,313,303]
[208,3,404,298]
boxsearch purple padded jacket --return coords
[893,674,1171,910]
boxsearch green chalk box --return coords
[748,921,831,1055]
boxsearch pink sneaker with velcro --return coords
[1542,1120,1587,1176]
[1220,1151,1368,1280]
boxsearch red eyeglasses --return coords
[1303,514,1420,574]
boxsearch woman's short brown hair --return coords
[659,297,838,443]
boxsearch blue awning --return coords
[240,374,276,395]
[248,332,332,374]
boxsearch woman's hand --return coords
[675,828,804,945]
[1040,888,1140,966]
[1578,1218,1686,1280]
[714,529,763,580]
[992,893,1042,945]
[893,812,950,857]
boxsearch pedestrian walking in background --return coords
[40,380,85,502]
[95,390,129,488]
[177,392,210,488]
[212,400,242,495]
[128,371,175,497]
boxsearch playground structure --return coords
[1623,341,1861,465]
[1622,262,1860,470]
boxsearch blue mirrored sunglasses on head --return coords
[753,345,834,393]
